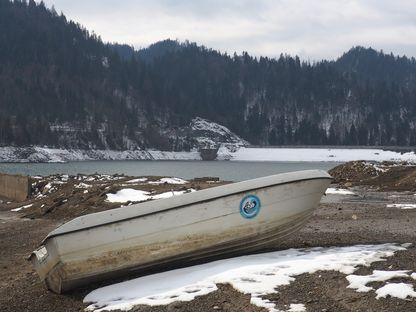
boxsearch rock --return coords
[167,302,183,310]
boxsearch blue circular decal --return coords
[240,195,261,219]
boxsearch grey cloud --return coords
[41,0,416,60]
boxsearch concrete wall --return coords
[0,173,31,202]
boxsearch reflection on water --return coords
[0,160,339,181]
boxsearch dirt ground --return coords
[2,174,227,221]
[329,160,416,191]
[1,172,416,312]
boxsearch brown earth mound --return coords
[329,161,416,191]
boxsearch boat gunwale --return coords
[44,175,331,241]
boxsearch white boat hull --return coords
[30,170,331,293]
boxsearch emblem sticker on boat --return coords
[240,195,261,219]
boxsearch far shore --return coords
[0,145,415,164]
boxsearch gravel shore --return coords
[0,173,415,312]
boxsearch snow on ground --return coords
[0,146,202,163]
[325,187,355,195]
[190,117,249,147]
[126,178,148,183]
[147,150,201,160]
[148,177,188,185]
[226,147,416,162]
[375,283,416,299]
[84,174,124,182]
[1,146,416,163]
[74,182,92,189]
[191,117,236,138]
[387,203,416,210]
[347,270,411,292]
[287,304,306,312]
[106,189,192,203]
[106,189,150,203]
[84,243,407,312]
[10,203,33,212]
[365,162,388,173]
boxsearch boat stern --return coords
[29,239,63,293]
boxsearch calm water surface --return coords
[0,160,340,181]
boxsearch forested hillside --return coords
[1,0,416,150]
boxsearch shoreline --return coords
[0,146,416,163]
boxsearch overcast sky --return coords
[41,0,416,60]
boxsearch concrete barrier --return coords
[0,173,31,202]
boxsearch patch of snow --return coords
[387,203,416,210]
[288,303,306,312]
[84,243,406,312]
[347,270,410,292]
[11,204,33,212]
[365,162,388,173]
[225,147,416,162]
[51,180,66,185]
[106,189,190,203]
[411,273,416,280]
[106,189,150,203]
[190,117,248,147]
[126,178,148,183]
[147,150,201,160]
[250,297,276,311]
[375,283,416,299]
[102,56,109,68]
[75,183,92,189]
[0,146,202,163]
[191,117,233,137]
[325,188,355,195]
[148,177,188,185]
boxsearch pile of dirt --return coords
[329,161,380,184]
[1,174,228,222]
[329,161,416,191]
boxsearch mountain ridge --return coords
[1,0,416,151]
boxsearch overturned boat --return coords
[30,170,331,293]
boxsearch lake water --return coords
[0,160,340,181]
